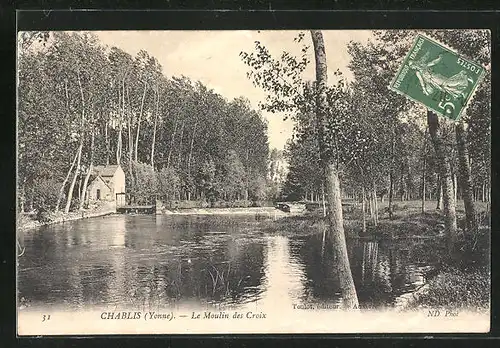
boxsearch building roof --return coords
[92,165,120,177]
[88,174,112,191]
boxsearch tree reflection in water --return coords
[295,233,441,308]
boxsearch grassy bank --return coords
[406,265,490,312]
[17,201,117,232]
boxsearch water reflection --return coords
[18,215,440,310]
[260,236,306,308]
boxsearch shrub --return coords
[32,178,62,213]
[411,267,490,310]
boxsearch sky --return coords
[95,30,373,151]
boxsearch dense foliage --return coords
[276,30,490,207]
[18,31,270,212]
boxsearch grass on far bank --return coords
[267,199,490,240]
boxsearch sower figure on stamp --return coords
[409,51,473,101]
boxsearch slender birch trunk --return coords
[64,141,83,213]
[55,151,78,212]
[64,70,86,214]
[388,125,395,219]
[116,79,124,165]
[126,85,134,198]
[421,130,427,213]
[373,181,378,226]
[167,118,178,168]
[135,80,148,162]
[427,110,457,257]
[436,174,443,210]
[321,183,326,217]
[177,120,185,169]
[245,149,249,201]
[311,30,358,309]
[79,121,95,210]
[77,175,82,201]
[187,121,198,175]
[455,119,478,236]
[368,190,374,222]
[453,173,458,202]
[361,185,366,233]
[105,121,110,166]
[19,179,26,213]
[151,84,160,168]
[56,79,79,212]
[481,184,484,202]
[187,120,198,201]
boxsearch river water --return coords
[17,214,441,311]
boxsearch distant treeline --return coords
[18,31,272,213]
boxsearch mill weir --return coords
[116,205,156,215]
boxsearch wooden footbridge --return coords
[115,193,156,214]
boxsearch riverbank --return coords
[17,202,116,232]
[405,265,490,312]
[159,206,292,217]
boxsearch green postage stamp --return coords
[389,33,485,121]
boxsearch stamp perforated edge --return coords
[387,30,489,122]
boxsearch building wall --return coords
[87,177,113,201]
[113,166,126,194]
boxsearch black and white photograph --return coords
[16,28,491,334]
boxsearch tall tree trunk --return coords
[77,175,82,201]
[135,80,148,162]
[116,127,123,165]
[399,165,405,202]
[28,186,34,212]
[167,118,178,168]
[105,121,110,166]
[55,151,79,212]
[427,110,457,256]
[372,181,378,226]
[368,191,374,222]
[453,173,458,202]
[481,182,486,202]
[79,124,95,210]
[361,185,366,233]
[245,149,249,201]
[19,179,26,213]
[151,84,160,168]
[64,141,83,213]
[65,70,86,214]
[187,120,198,201]
[421,130,427,213]
[436,174,443,210]
[187,121,198,175]
[455,119,478,236]
[311,30,358,309]
[116,78,125,166]
[321,183,326,217]
[126,85,134,197]
[388,126,395,219]
[177,120,185,169]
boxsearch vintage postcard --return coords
[16,29,491,335]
